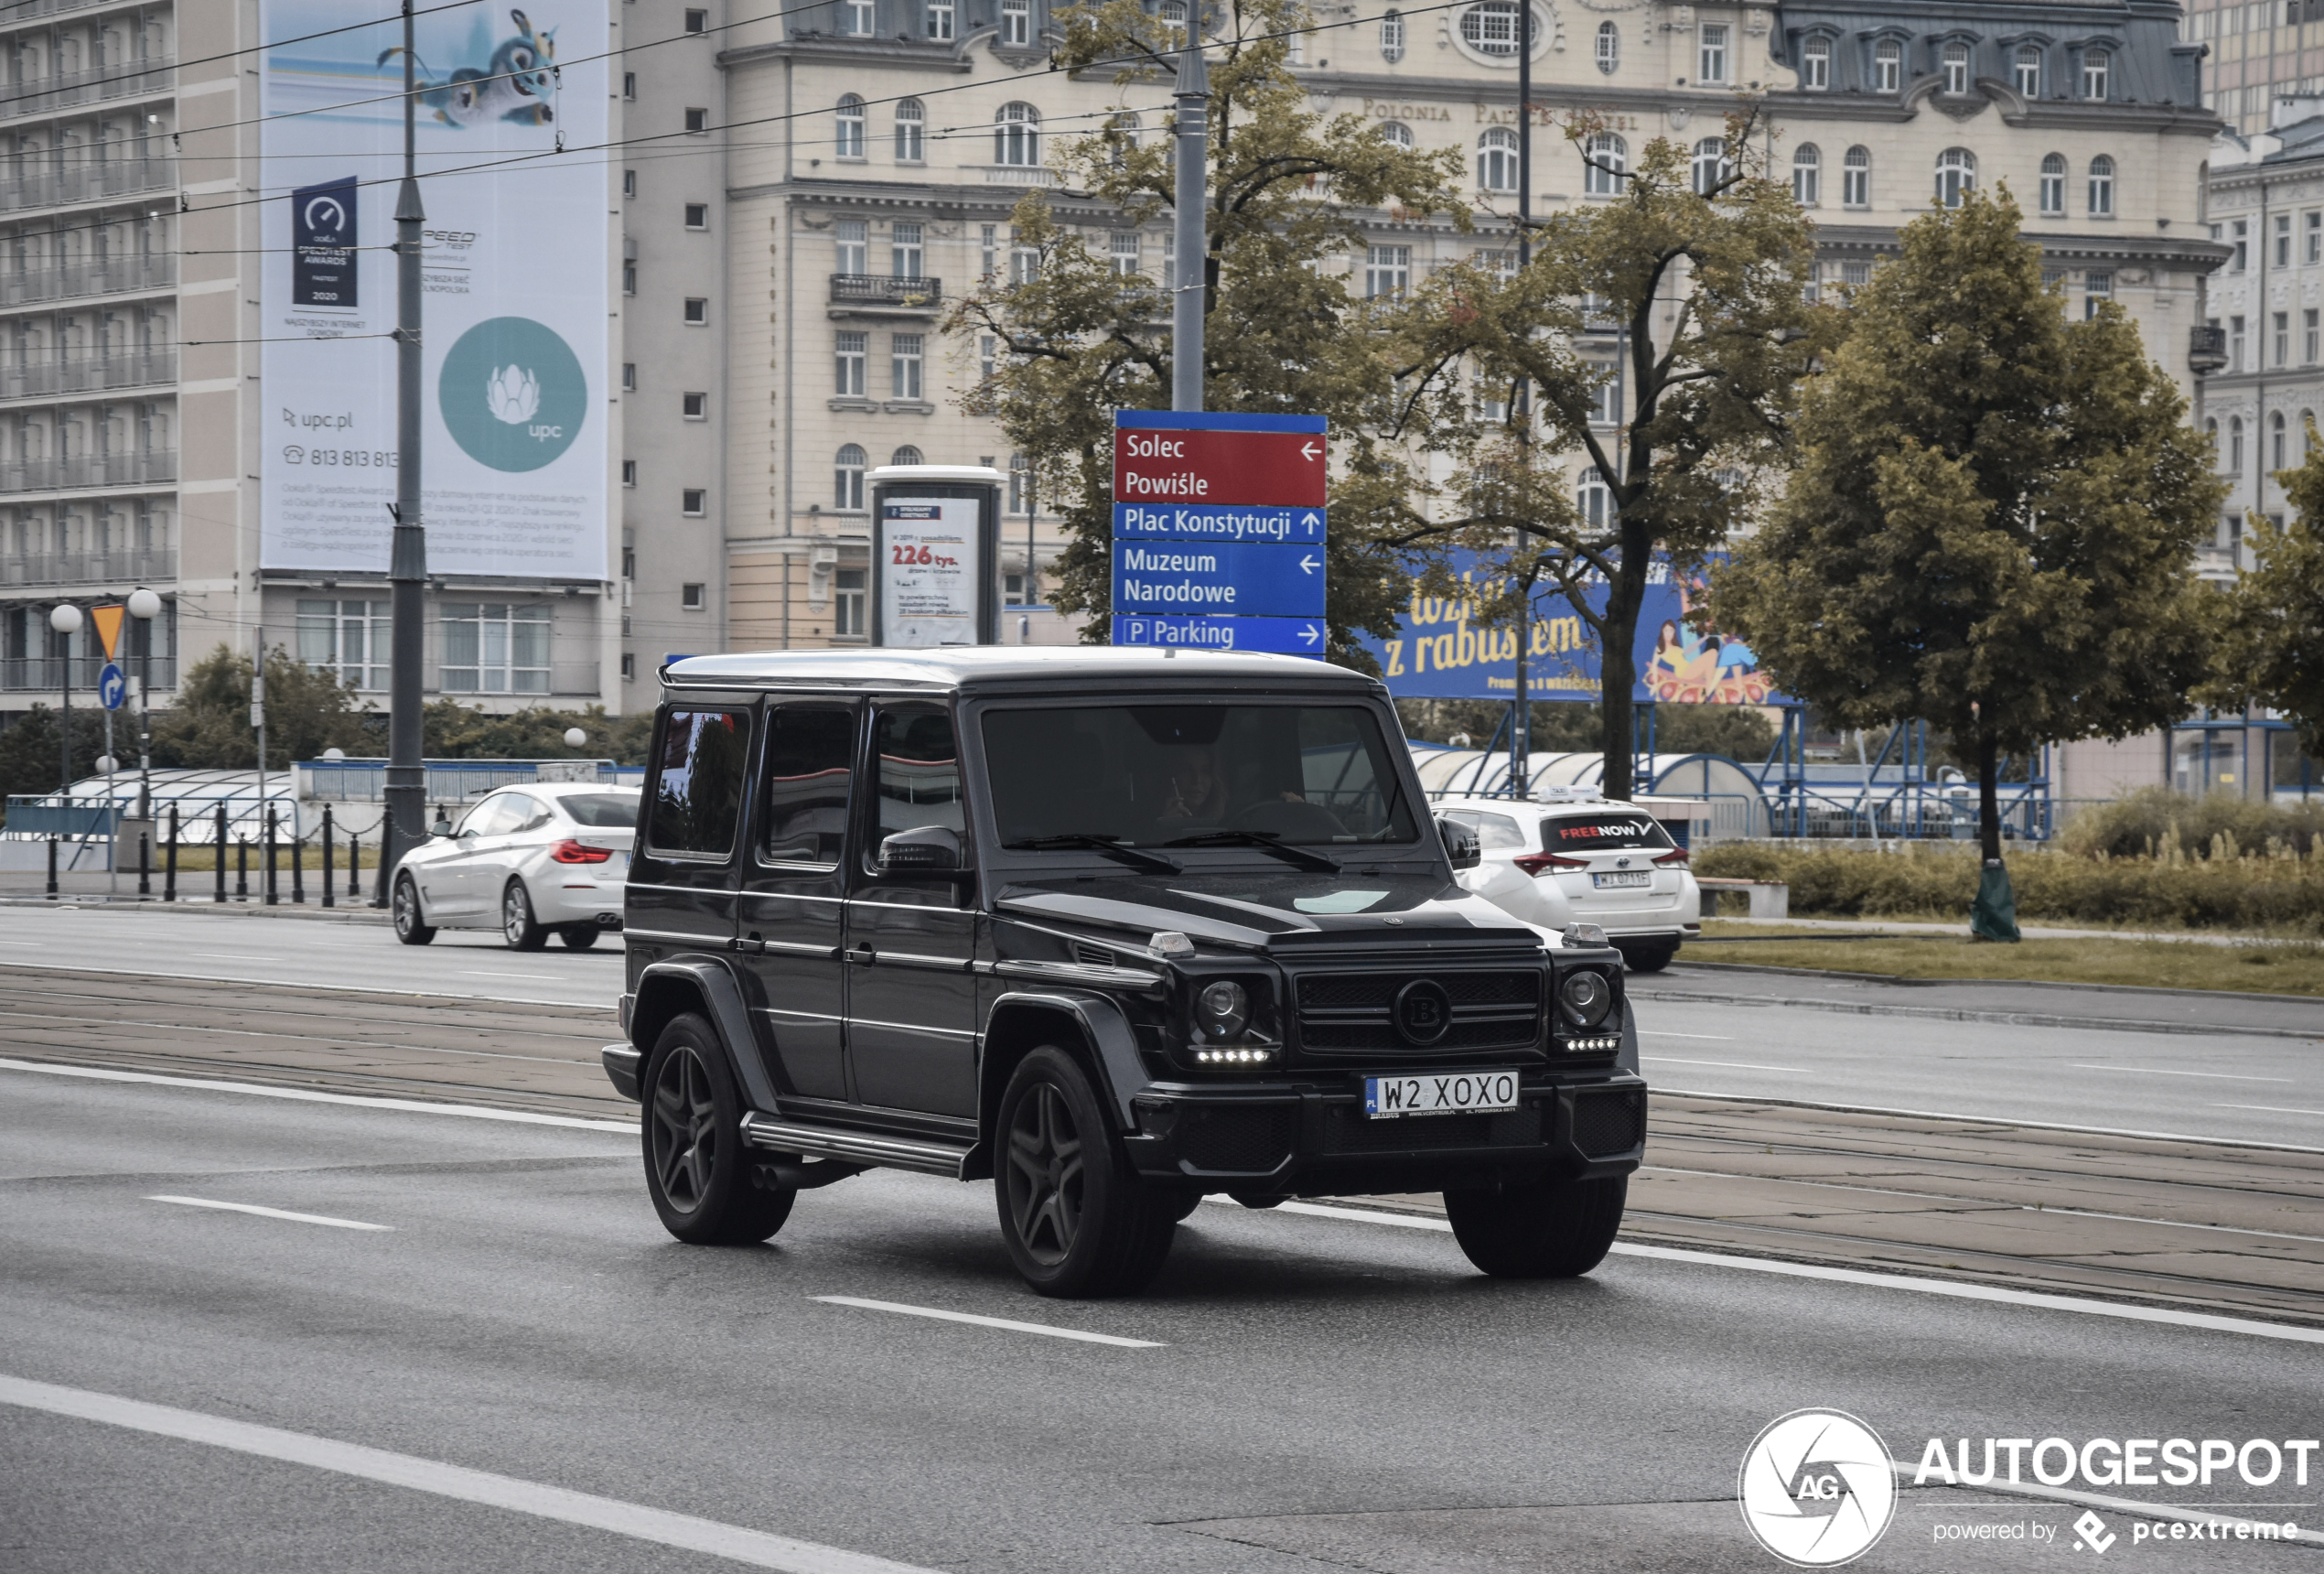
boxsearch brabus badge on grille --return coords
[1393,979,1452,1046]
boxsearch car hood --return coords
[993,870,1547,953]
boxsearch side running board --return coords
[738,1112,973,1180]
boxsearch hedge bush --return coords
[2058,787,2324,861]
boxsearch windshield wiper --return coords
[1004,834,1181,873]
[1162,829,1341,872]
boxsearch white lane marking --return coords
[0,1374,941,1574]
[2073,1064,2295,1083]
[1230,1202,2324,1346]
[190,954,276,963]
[1641,1055,1812,1073]
[812,1296,1163,1349]
[0,1059,633,1134]
[1652,1086,2324,1157]
[147,1195,393,1232]
[2218,1104,2324,1119]
[1887,1460,2324,1547]
[1638,1030,1737,1040]
[0,940,43,946]
[460,970,565,981]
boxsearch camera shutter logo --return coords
[437,316,586,472]
[1738,1409,1898,1567]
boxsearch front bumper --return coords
[1121,1073,1646,1194]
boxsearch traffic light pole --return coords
[382,0,427,889]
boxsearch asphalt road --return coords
[5,1070,2322,1574]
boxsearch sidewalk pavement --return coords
[1703,914,2276,948]
[0,868,389,920]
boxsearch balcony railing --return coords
[829,273,943,311]
[0,250,173,308]
[0,157,175,213]
[0,349,174,400]
[0,545,175,586]
[0,56,177,121]
[2190,324,2229,374]
[0,0,161,30]
[0,447,176,492]
[0,653,175,690]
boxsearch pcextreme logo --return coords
[1739,1409,1899,1567]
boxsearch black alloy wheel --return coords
[1445,1173,1628,1278]
[641,1013,793,1245]
[559,925,600,950]
[995,1046,1177,1298]
[1006,1080,1084,1268]
[393,873,435,945]
[502,880,549,950]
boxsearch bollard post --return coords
[137,833,150,899]
[291,818,305,906]
[371,808,393,907]
[165,804,178,902]
[264,807,279,906]
[321,805,336,909]
[215,805,227,903]
[236,836,248,900]
[46,836,58,899]
[349,828,363,900]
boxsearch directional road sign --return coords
[1113,540,1325,617]
[97,662,126,710]
[1112,614,1326,655]
[1113,412,1327,507]
[1112,503,1325,544]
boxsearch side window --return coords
[648,708,751,859]
[505,793,551,834]
[869,704,964,863]
[459,793,522,837]
[762,705,855,865]
[1441,808,1527,850]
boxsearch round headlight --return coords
[1195,979,1250,1039]
[1559,970,1612,1030]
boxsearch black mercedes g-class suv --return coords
[601,647,1645,1297]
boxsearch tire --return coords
[1165,1189,1205,1224]
[641,1013,794,1245]
[1444,1174,1628,1279]
[502,879,549,951]
[559,925,601,950]
[392,873,435,945]
[995,1046,1178,1298]
[1618,941,1677,974]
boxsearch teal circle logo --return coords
[437,317,586,472]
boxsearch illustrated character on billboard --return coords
[1647,577,1770,705]
[378,9,559,128]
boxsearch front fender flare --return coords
[983,989,1154,1133]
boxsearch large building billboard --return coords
[259,2,608,580]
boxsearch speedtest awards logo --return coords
[437,316,586,472]
[1739,1409,1899,1567]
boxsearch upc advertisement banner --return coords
[879,499,982,646]
[259,2,609,579]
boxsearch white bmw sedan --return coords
[391,782,640,950]
[1436,792,1703,971]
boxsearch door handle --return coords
[848,943,877,964]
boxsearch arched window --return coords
[999,0,1028,46]
[1843,145,1870,206]
[891,445,925,467]
[995,102,1040,167]
[1791,143,1820,206]
[1479,126,1519,193]
[1874,38,1902,92]
[1942,40,1970,94]
[835,445,866,511]
[2271,412,2287,472]
[1800,35,1830,90]
[2088,155,2114,217]
[835,94,866,160]
[1381,120,1414,149]
[1007,452,1030,514]
[1933,147,1976,209]
[1583,133,1627,196]
[1381,8,1405,60]
[2306,411,2319,456]
[1597,20,1619,74]
[894,98,925,162]
[2039,152,2066,215]
[2229,416,2245,474]
[2013,44,2041,96]
[1577,473,1614,527]
[1459,0,1525,57]
[2082,48,2109,99]
[1692,137,1729,196]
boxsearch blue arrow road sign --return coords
[1112,614,1326,655]
[1112,503,1325,544]
[1112,540,1325,618]
[97,662,125,710]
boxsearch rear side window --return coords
[459,793,527,837]
[1442,808,1527,850]
[763,705,855,865]
[872,704,963,856]
[1542,812,1673,851]
[649,709,750,858]
[560,792,640,828]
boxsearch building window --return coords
[682,583,705,610]
[1006,452,1030,514]
[999,0,1028,46]
[1698,22,1727,81]
[2277,212,2295,267]
[623,169,636,199]
[1010,228,1040,284]
[2084,270,2111,318]
[1873,39,1901,92]
[684,107,709,133]
[440,603,550,695]
[835,330,866,396]
[2307,411,2319,456]
[844,0,874,34]
[895,98,925,160]
[2305,308,2318,364]
[1112,231,1140,275]
[2273,411,2288,471]
[1583,133,1627,195]
[1942,40,1969,94]
[2231,316,2246,372]
[995,102,1040,166]
[2230,415,2245,472]
[622,362,637,392]
[835,446,866,510]
[1842,145,1869,207]
[1791,144,1820,206]
[2081,48,2109,99]
[1577,474,1613,527]
[2308,210,2322,264]
[835,94,866,158]
[1381,8,1405,60]
[623,71,637,99]
[834,568,866,637]
[2039,153,2065,215]
[622,261,636,295]
[2231,220,2249,272]
[836,219,867,276]
[925,0,952,40]
[1841,260,1871,286]
[1597,19,1619,73]
[683,297,708,325]
[1479,127,1519,193]
[979,223,999,279]
[2088,155,2114,217]
[1691,137,1728,196]
[2013,43,2041,96]
[620,652,636,681]
[683,202,708,229]
[296,598,387,690]
[1364,243,1411,298]
[2276,311,2290,367]
[622,459,638,486]
[1381,121,1414,149]
[979,333,997,381]
[890,221,924,279]
[1460,1,1525,57]
[891,333,923,399]
[891,446,924,466]
[1933,147,1975,209]
[684,7,707,32]
[682,489,707,515]
[683,392,707,418]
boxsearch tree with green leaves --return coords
[2213,454,2324,757]
[1712,189,2222,922]
[1378,107,1824,798]
[946,0,1470,664]
[151,642,375,770]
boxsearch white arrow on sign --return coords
[1300,441,1321,460]
[1299,624,1321,645]
[1301,511,1321,527]
[1298,554,1319,574]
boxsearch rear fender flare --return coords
[629,960,780,1113]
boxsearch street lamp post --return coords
[126,587,160,825]
[382,0,429,890]
[48,602,81,798]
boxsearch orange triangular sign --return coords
[90,604,124,661]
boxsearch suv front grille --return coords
[1292,968,1543,1057]
[1177,1104,1297,1173]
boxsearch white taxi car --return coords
[392,782,640,950]
[1436,791,1702,971]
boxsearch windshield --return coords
[560,792,640,828]
[982,704,1420,848]
[1543,812,1673,851]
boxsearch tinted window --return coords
[1542,812,1673,851]
[764,705,855,865]
[1443,808,1527,849]
[873,705,963,855]
[559,792,640,828]
[649,709,750,857]
[459,793,526,837]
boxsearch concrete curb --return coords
[0,897,391,923]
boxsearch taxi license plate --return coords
[1363,1070,1520,1119]
[1592,870,1652,889]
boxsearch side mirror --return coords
[431,815,453,837]
[1436,814,1479,871]
[878,824,963,873]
